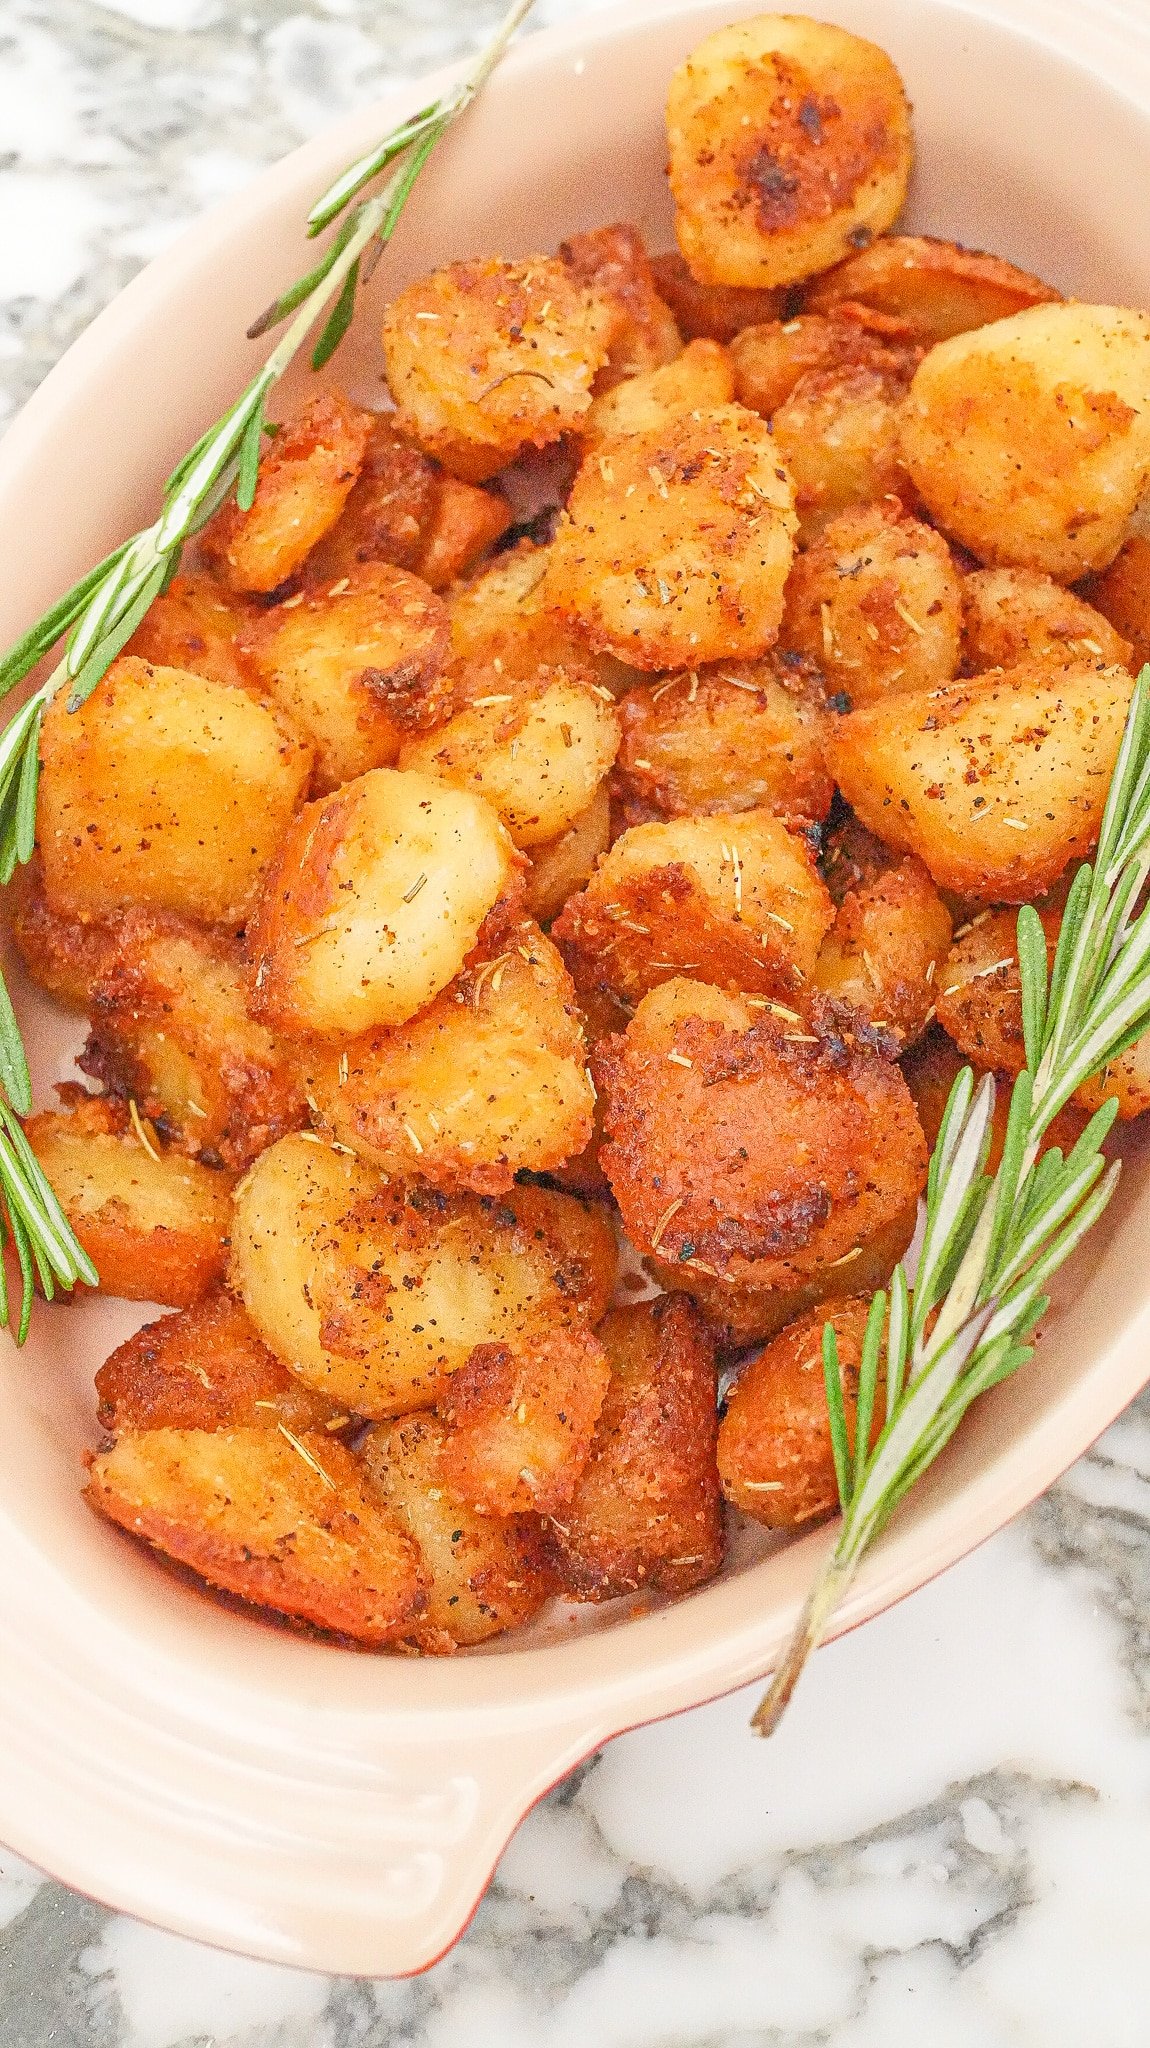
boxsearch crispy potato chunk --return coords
[80,911,305,1169]
[383,257,610,482]
[730,307,920,419]
[903,1024,1088,1166]
[805,234,1060,343]
[597,978,927,1288]
[301,917,594,1191]
[25,1094,234,1307]
[248,766,516,1039]
[559,222,682,387]
[584,340,733,445]
[962,567,1132,676]
[547,1296,722,1601]
[825,660,1136,901]
[544,404,797,669]
[437,1326,611,1516]
[124,572,253,691]
[239,562,450,793]
[415,476,514,589]
[86,1426,425,1645]
[8,860,122,1010]
[303,413,441,578]
[363,1413,553,1648]
[650,249,786,343]
[616,657,832,824]
[780,503,962,705]
[554,809,833,1011]
[666,16,912,289]
[718,1297,871,1527]
[771,366,909,542]
[1086,536,1150,675]
[813,856,951,1049]
[202,392,375,594]
[95,1290,337,1435]
[446,539,636,698]
[526,781,611,924]
[37,657,312,929]
[230,1134,617,1417]
[900,304,1150,580]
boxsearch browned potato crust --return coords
[718,1297,872,1527]
[813,855,952,1048]
[125,572,254,692]
[363,1413,554,1648]
[414,476,515,589]
[544,403,797,670]
[8,860,122,1010]
[547,1295,722,1601]
[650,249,787,344]
[820,812,899,906]
[526,781,612,924]
[902,1025,1088,1168]
[584,340,733,445]
[825,660,1136,901]
[37,657,312,929]
[615,656,832,825]
[437,1325,611,1516]
[383,257,610,482]
[770,365,910,542]
[95,1290,337,1435]
[559,222,682,387]
[804,235,1061,343]
[666,17,912,289]
[1085,536,1150,674]
[780,503,963,705]
[303,413,442,578]
[86,1426,426,1645]
[25,1093,235,1307]
[202,392,375,594]
[445,539,636,698]
[962,568,1131,675]
[729,307,920,419]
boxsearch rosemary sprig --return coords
[0,0,535,1343]
[753,667,1150,1734]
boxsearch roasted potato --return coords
[804,234,1061,343]
[415,476,515,589]
[547,1295,722,1600]
[825,659,1136,900]
[819,811,899,907]
[717,1296,872,1527]
[559,222,682,387]
[584,339,734,445]
[437,1325,611,1515]
[446,538,636,697]
[86,1426,426,1645]
[666,15,913,289]
[95,1289,338,1435]
[780,503,963,704]
[247,767,517,1039]
[382,256,610,482]
[302,413,513,590]
[900,304,1150,580]
[526,781,612,924]
[545,403,796,670]
[124,571,253,692]
[37,657,312,929]
[649,249,787,343]
[903,1024,1089,1166]
[729,306,920,419]
[596,977,927,1288]
[961,567,1132,675]
[25,1093,234,1307]
[1086,536,1150,675]
[230,1134,617,1417]
[8,859,122,1011]
[770,365,910,542]
[201,391,375,594]
[615,656,832,824]
[813,854,952,1048]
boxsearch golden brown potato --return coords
[526,781,612,924]
[825,660,1136,901]
[558,222,682,387]
[649,249,787,344]
[239,561,450,794]
[902,1024,1089,1167]
[414,475,515,590]
[1085,536,1150,674]
[124,572,254,692]
[300,917,595,1192]
[8,860,122,1010]
[247,767,516,1039]
[804,234,1061,343]
[303,413,442,578]
[770,365,910,542]
[37,657,312,929]
[666,16,913,289]
[900,304,1150,580]
[813,855,952,1048]
[437,1325,611,1516]
[80,911,305,1170]
[201,391,375,594]
[445,539,637,698]
[596,977,927,1289]
[86,1426,426,1645]
[363,1413,554,1648]
[25,1093,234,1308]
[230,1134,617,1418]
[729,307,920,418]
[382,256,610,482]
[780,503,963,705]
[544,403,797,670]
[584,340,733,445]
[547,1296,723,1601]
[95,1289,338,1435]
[962,567,1132,675]
[718,1296,871,1527]
[555,808,833,1013]
[615,656,832,825]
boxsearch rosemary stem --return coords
[751,1548,859,1736]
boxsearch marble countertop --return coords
[4,2,1150,2041]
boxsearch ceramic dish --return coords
[3,0,1150,1980]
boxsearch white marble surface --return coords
[4,0,1150,2040]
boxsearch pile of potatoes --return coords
[18,12,1150,1650]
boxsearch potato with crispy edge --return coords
[25,1093,235,1307]
[302,413,513,591]
[383,256,610,483]
[804,234,1061,343]
[825,659,1136,901]
[230,1134,617,1417]
[8,860,123,1010]
[124,572,253,692]
[1086,536,1150,674]
[446,539,637,698]
[771,365,910,542]
[584,340,734,445]
[300,916,595,1192]
[202,391,375,594]
[247,766,516,1039]
[363,1413,554,1648]
[615,656,832,825]
[86,1426,426,1645]
[547,1296,722,1601]
[597,978,927,1289]
[819,812,898,906]
[780,503,963,705]
[666,15,913,289]
[544,403,797,670]
[900,304,1150,581]
[416,477,515,589]
[962,568,1132,676]
[650,250,786,344]
[729,307,920,419]
[718,1297,872,1527]
[559,222,682,388]
[903,1025,1089,1168]
[37,657,313,929]
[437,1325,611,1516]
[813,855,952,1049]
[526,781,611,925]
[95,1290,338,1436]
